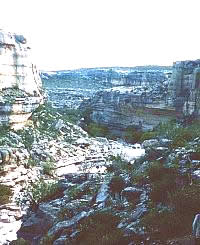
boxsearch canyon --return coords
[43,59,200,135]
[1,29,200,245]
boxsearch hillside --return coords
[2,102,199,245]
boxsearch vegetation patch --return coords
[124,127,143,144]
[42,161,56,176]
[0,184,13,205]
[17,179,61,208]
[10,238,30,245]
[0,88,29,103]
[85,122,109,137]
[140,160,200,240]
[75,211,129,245]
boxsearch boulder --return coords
[95,183,110,204]
[48,211,88,237]
[121,144,145,163]
[17,201,60,241]
[55,119,65,131]
[159,138,172,147]
[17,213,51,241]
[53,235,70,245]
[142,139,159,149]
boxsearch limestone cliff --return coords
[171,59,200,117]
[80,85,175,134]
[79,59,200,134]
[0,29,43,129]
[42,67,171,109]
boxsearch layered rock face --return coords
[42,67,171,109]
[0,30,43,129]
[80,59,200,133]
[171,59,200,117]
[80,85,175,134]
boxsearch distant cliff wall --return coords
[0,30,43,129]
[80,59,200,135]
[80,86,175,134]
[42,67,171,109]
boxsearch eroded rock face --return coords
[171,59,200,117]
[79,59,200,134]
[80,85,176,134]
[0,29,43,129]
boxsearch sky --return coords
[1,0,200,71]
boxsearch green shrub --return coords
[42,161,55,175]
[107,155,133,174]
[18,128,35,149]
[147,162,178,203]
[59,108,81,124]
[86,123,109,137]
[140,131,157,142]
[170,130,194,149]
[141,208,186,240]
[67,185,85,200]
[154,121,178,139]
[17,179,61,208]
[0,125,14,147]
[67,183,97,200]
[0,125,10,138]
[131,173,148,186]
[24,158,38,168]
[31,103,60,138]
[0,184,13,205]
[10,238,30,245]
[124,127,143,144]
[39,234,54,245]
[155,120,200,148]
[142,185,200,240]
[75,211,129,245]
[168,184,200,218]
[109,176,126,194]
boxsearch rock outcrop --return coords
[14,131,200,245]
[80,85,175,134]
[170,59,200,117]
[0,105,147,244]
[0,29,43,129]
[79,59,200,134]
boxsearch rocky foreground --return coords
[0,104,145,244]
[0,104,199,245]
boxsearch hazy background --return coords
[1,0,200,70]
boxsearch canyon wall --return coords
[80,86,175,134]
[42,67,171,109]
[79,72,173,133]
[80,60,200,134]
[171,59,200,117]
[0,29,43,129]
